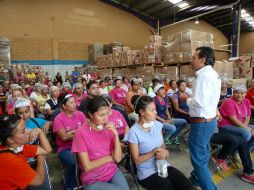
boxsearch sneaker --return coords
[165,138,172,145]
[214,157,229,171]
[172,137,180,145]
[240,173,254,184]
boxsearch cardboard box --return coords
[164,42,180,53]
[145,43,161,54]
[183,52,193,62]
[203,41,214,49]
[207,33,214,43]
[149,35,162,44]
[179,65,195,76]
[155,66,178,80]
[146,54,161,63]
[213,61,233,80]
[167,33,181,43]
[239,55,252,68]
[181,29,208,42]
[165,53,183,64]
[179,41,204,52]
[233,68,240,79]
[229,78,248,88]
[240,68,253,78]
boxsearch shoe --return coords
[240,173,254,184]
[172,137,180,145]
[165,138,172,145]
[214,157,229,171]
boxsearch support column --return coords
[232,2,241,57]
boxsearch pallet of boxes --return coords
[161,29,214,80]
[229,55,253,88]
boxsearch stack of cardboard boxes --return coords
[88,44,104,64]
[232,55,253,79]
[96,35,162,68]
[162,29,214,64]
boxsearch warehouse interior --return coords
[0,0,254,190]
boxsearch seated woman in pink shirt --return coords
[102,94,129,140]
[219,85,254,144]
[72,83,87,108]
[53,92,86,190]
[109,78,127,108]
[72,96,130,190]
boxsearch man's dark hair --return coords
[169,80,176,86]
[86,80,97,90]
[196,46,215,67]
[152,78,160,86]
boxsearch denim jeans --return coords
[188,120,217,190]
[86,169,130,190]
[58,149,76,190]
[162,123,176,140]
[171,118,187,138]
[220,125,254,142]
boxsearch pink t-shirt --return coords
[53,111,86,153]
[109,88,127,106]
[71,123,118,185]
[218,97,251,127]
[108,109,128,136]
[73,93,88,107]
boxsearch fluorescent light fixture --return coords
[178,2,189,8]
[189,5,217,12]
[168,0,182,4]
[242,13,250,18]
[241,9,246,14]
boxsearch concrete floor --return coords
[46,140,254,190]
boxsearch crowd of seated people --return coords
[1,63,254,190]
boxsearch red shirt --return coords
[245,88,254,106]
[0,144,38,190]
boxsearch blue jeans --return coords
[86,169,130,190]
[188,120,217,190]
[172,118,187,138]
[220,125,254,142]
[162,123,176,140]
[58,149,75,189]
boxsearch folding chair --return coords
[73,155,85,190]
[59,157,83,190]
[210,143,225,178]
[27,158,53,190]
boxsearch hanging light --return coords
[195,18,200,24]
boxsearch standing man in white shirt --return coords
[184,47,221,190]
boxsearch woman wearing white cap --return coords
[14,98,50,135]
[7,87,35,118]
[218,84,254,146]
